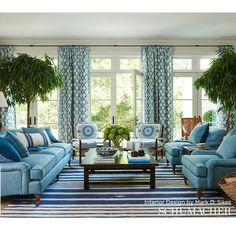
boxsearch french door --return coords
[91,69,143,132]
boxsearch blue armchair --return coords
[182,128,236,199]
[164,124,226,174]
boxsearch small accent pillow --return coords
[216,134,236,159]
[75,124,98,139]
[16,131,51,148]
[4,131,29,157]
[138,124,161,139]
[0,138,22,162]
[189,123,209,144]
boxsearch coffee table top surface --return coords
[81,148,158,167]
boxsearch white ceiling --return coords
[0,13,236,43]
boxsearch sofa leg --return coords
[166,159,169,166]
[172,165,176,174]
[56,174,60,181]
[34,194,41,207]
[184,176,188,185]
[197,188,203,200]
[68,159,71,167]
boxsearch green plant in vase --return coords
[104,125,130,149]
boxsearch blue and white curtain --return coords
[58,46,90,142]
[141,46,174,143]
[0,46,16,129]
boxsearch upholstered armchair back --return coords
[137,123,161,139]
[74,123,98,139]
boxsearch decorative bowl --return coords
[96,147,117,157]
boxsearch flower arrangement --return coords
[104,125,130,149]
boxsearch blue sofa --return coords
[164,126,226,174]
[0,131,72,206]
[182,128,236,199]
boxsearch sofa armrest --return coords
[206,159,236,169]
[191,150,217,155]
[0,162,31,173]
[0,162,31,196]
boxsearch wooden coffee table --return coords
[81,148,159,190]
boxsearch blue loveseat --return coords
[164,125,226,174]
[0,130,72,206]
[182,128,236,199]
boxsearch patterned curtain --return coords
[58,46,90,142]
[141,46,174,143]
[0,46,16,129]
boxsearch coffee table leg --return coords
[84,168,89,190]
[150,167,156,189]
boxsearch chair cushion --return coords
[182,154,221,177]
[137,124,161,139]
[51,143,72,155]
[73,139,98,149]
[216,135,236,159]
[23,153,57,180]
[4,131,29,157]
[0,138,22,162]
[164,141,192,157]
[33,147,65,163]
[131,138,163,149]
[189,123,209,144]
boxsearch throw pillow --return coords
[22,127,45,133]
[216,134,236,159]
[4,131,29,157]
[45,128,58,143]
[189,123,209,144]
[0,138,22,162]
[16,131,51,148]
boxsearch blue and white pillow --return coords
[75,123,98,139]
[4,131,29,157]
[16,131,51,148]
[138,124,161,139]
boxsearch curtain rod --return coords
[0,44,232,48]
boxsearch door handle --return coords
[29,117,32,125]
[34,116,37,125]
[112,116,115,124]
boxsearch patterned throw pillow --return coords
[75,124,98,139]
[4,131,29,157]
[16,131,51,148]
[138,124,161,139]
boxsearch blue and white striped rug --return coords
[1,159,236,217]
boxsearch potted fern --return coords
[194,47,236,132]
[0,53,62,127]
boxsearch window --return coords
[90,56,142,132]
[173,75,193,138]
[173,55,216,138]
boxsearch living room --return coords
[0,0,236,235]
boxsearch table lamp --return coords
[0,92,8,130]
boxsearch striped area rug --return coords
[1,159,236,217]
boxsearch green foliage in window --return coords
[0,53,62,127]
[194,47,236,132]
[203,109,216,126]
